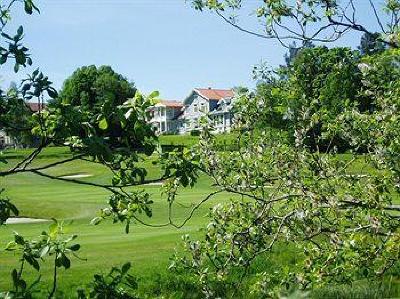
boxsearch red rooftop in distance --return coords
[194,88,234,101]
[158,100,183,108]
[26,102,47,112]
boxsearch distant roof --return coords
[157,100,183,108]
[26,102,47,112]
[195,88,234,101]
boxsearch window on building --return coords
[199,103,206,112]
[193,104,198,113]
[167,108,174,118]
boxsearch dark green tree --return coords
[288,47,364,150]
[57,65,136,111]
[246,47,366,150]
[45,66,157,184]
[53,65,139,144]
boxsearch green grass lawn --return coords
[1,147,399,298]
[159,132,242,149]
[0,147,229,297]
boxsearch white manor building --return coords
[149,88,236,135]
[148,100,183,134]
[0,129,14,148]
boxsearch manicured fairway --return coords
[0,147,226,297]
[1,147,400,298]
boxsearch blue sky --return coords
[1,0,380,100]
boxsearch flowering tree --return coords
[164,1,400,297]
[169,47,400,298]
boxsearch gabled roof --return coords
[27,102,46,112]
[194,88,234,101]
[156,100,183,108]
[183,88,234,106]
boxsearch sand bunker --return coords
[6,217,48,224]
[144,182,164,186]
[59,173,93,179]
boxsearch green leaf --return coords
[143,143,154,156]
[90,217,102,226]
[25,255,40,271]
[124,108,133,120]
[11,269,18,285]
[18,278,27,290]
[121,262,131,274]
[49,220,59,238]
[68,244,81,252]
[125,221,130,234]
[22,83,31,92]
[14,233,24,245]
[5,241,17,251]
[32,68,39,78]
[148,90,160,99]
[120,118,127,129]
[55,255,62,267]
[0,55,7,64]
[17,26,24,37]
[9,203,19,216]
[14,63,19,73]
[61,254,71,269]
[39,245,50,258]
[47,88,58,99]
[24,0,33,14]
[1,32,12,40]
[15,52,26,65]
[134,121,144,139]
[98,117,108,130]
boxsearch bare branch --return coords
[368,0,387,34]
[170,189,224,228]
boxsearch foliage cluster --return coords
[0,0,400,298]
[169,47,400,297]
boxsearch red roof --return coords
[195,88,234,100]
[158,100,183,108]
[27,102,47,112]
